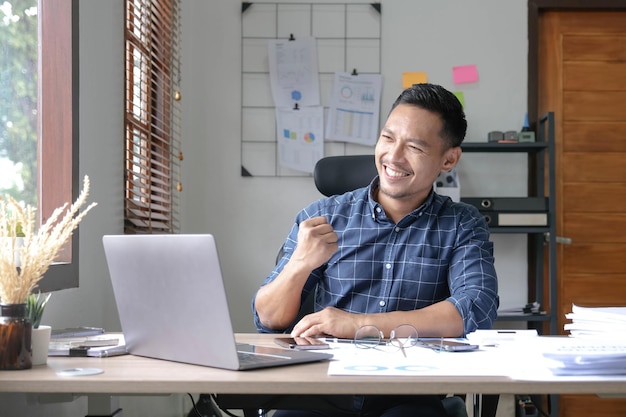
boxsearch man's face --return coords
[374,104,457,203]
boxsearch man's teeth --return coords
[386,166,406,177]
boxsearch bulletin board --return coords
[240,2,382,177]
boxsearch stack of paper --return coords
[542,342,626,376]
[564,304,626,340]
[49,333,127,358]
[539,304,626,375]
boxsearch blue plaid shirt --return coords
[253,178,499,336]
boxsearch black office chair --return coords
[214,155,498,417]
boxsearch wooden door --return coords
[537,10,626,417]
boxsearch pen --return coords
[323,337,354,344]
[323,338,385,345]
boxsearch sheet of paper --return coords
[326,342,518,377]
[402,72,428,88]
[565,304,626,340]
[325,72,382,146]
[268,37,320,108]
[275,106,324,174]
[509,336,626,378]
[453,91,465,108]
[327,337,626,379]
[452,64,479,84]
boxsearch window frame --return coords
[36,0,80,292]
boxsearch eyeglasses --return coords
[354,324,418,357]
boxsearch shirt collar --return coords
[366,177,440,225]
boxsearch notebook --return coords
[102,234,332,370]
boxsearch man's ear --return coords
[441,146,461,172]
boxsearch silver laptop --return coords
[102,234,332,370]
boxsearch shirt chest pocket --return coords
[401,256,448,282]
[393,257,450,302]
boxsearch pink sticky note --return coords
[452,65,479,84]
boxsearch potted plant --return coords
[26,292,52,365]
[0,175,96,370]
[26,292,51,330]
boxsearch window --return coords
[0,0,78,292]
[124,0,182,234]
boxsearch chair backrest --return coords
[313,154,377,197]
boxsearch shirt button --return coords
[385,263,391,269]
[395,227,400,232]
[379,300,386,307]
[376,207,382,213]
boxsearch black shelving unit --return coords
[461,112,557,335]
[461,112,558,417]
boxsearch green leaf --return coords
[25,292,51,329]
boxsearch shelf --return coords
[462,113,556,338]
[461,142,548,153]
[496,313,551,322]
[488,226,550,234]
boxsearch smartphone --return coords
[274,336,330,350]
[418,339,479,352]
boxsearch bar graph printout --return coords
[325,72,382,146]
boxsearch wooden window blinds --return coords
[124,0,182,234]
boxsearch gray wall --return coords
[1,1,526,415]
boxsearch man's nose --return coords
[386,142,405,161]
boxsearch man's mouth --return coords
[384,165,409,178]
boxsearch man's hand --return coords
[254,216,337,331]
[291,216,338,271]
[290,306,362,339]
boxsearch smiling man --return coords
[253,83,499,417]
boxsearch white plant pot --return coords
[31,325,51,365]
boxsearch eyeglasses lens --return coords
[390,324,419,348]
[354,325,383,349]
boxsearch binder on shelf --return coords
[461,197,547,212]
[483,212,548,227]
[462,197,548,227]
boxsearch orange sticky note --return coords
[402,72,428,88]
[452,65,478,84]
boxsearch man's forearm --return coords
[255,261,313,330]
[362,301,464,338]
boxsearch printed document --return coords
[275,106,324,174]
[564,304,626,340]
[325,72,382,146]
[268,37,320,108]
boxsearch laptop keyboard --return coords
[237,351,286,365]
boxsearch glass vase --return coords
[0,303,33,370]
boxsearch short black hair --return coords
[389,83,467,148]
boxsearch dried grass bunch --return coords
[0,175,97,304]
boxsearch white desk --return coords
[0,334,624,415]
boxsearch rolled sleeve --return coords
[446,207,499,335]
